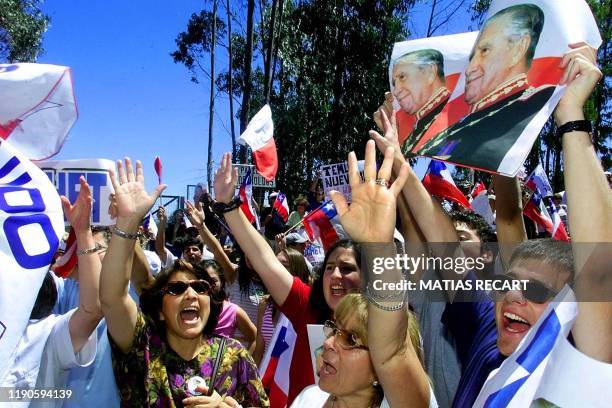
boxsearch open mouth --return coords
[330,284,345,297]
[319,360,337,377]
[503,311,531,333]
[180,306,200,324]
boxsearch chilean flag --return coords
[53,227,77,278]
[302,201,343,251]
[470,181,486,199]
[273,192,290,223]
[259,314,296,408]
[422,160,471,209]
[238,105,277,181]
[239,168,260,229]
[524,166,569,241]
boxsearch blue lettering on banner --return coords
[4,214,58,269]
[0,154,58,269]
[43,169,110,224]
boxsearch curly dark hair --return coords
[308,239,361,323]
[139,259,222,338]
[450,210,497,243]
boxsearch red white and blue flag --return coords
[273,192,290,223]
[524,166,569,241]
[302,201,344,251]
[238,105,278,181]
[239,168,260,229]
[422,160,471,209]
[470,181,487,199]
[259,314,296,408]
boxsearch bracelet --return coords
[112,226,139,240]
[366,293,405,312]
[366,283,405,302]
[76,243,105,256]
[556,120,591,137]
[212,196,242,215]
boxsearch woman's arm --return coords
[63,177,104,353]
[100,159,165,352]
[154,205,169,264]
[214,154,294,306]
[331,141,430,407]
[252,297,268,365]
[235,305,258,351]
[185,200,238,283]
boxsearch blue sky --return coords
[39,0,474,198]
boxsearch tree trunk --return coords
[226,0,237,159]
[270,0,284,95]
[264,0,279,103]
[207,0,218,190]
[239,0,256,163]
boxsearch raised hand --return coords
[330,140,409,243]
[185,200,205,228]
[157,205,167,225]
[373,91,395,130]
[369,107,405,166]
[213,153,238,204]
[555,42,602,124]
[108,158,166,222]
[61,176,92,234]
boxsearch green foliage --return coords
[259,0,415,199]
[171,10,227,84]
[0,0,48,62]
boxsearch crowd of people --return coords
[3,34,611,408]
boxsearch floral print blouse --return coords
[110,312,269,407]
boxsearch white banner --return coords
[0,64,77,160]
[0,140,65,383]
[320,160,365,203]
[37,159,115,226]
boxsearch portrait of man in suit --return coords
[416,4,555,172]
[390,49,451,156]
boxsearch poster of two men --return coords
[385,0,601,176]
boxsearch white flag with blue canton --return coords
[474,286,612,407]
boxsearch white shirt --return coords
[2,309,97,407]
[291,384,438,408]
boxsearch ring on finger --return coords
[364,177,374,183]
[375,178,389,188]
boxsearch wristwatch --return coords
[212,196,242,215]
[556,120,592,137]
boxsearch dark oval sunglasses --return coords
[164,280,211,296]
[492,274,557,304]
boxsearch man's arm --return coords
[555,43,612,363]
[62,177,103,353]
[492,175,527,267]
[130,243,155,295]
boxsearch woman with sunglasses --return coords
[100,158,268,407]
[291,294,431,407]
[290,141,437,408]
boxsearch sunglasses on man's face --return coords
[164,280,211,296]
[323,320,368,350]
[492,274,557,304]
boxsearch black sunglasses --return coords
[492,274,557,304]
[164,280,211,296]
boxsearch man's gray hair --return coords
[393,48,445,81]
[483,3,545,67]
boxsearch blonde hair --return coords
[334,294,424,367]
